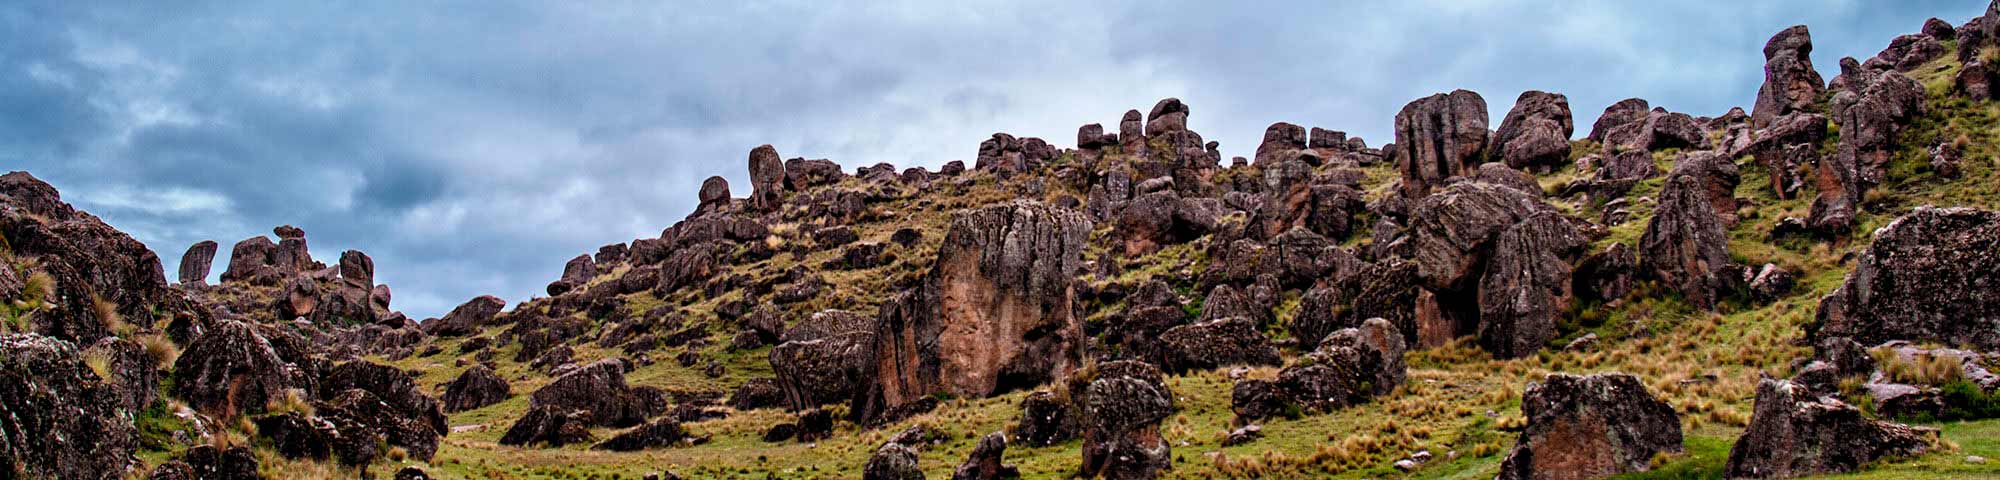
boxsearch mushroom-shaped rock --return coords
[1393,90,1490,197]
[1498,372,1683,480]
[178,240,219,284]
[1724,378,1931,478]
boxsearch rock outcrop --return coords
[422,295,507,337]
[771,309,876,409]
[179,240,218,284]
[749,144,787,211]
[1393,90,1490,197]
[863,201,1091,421]
[512,359,666,430]
[1640,162,1734,310]
[1498,373,1683,480]
[1809,70,1923,233]
[172,319,309,418]
[1814,206,2000,350]
[1490,90,1574,171]
[1074,361,1173,479]
[442,364,512,413]
[0,171,169,342]
[1753,25,1826,128]
[1725,378,1931,478]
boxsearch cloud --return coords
[0,0,1983,318]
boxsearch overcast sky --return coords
[2,1,1980,319]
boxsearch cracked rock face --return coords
[1393,90,1490,197]
[1815,206,2000,350]
[0,333,138,479]
[1725,378,1931,478]
[1498,372,1683,480]
[1491,90,1574,171]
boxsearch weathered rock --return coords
[422,295,507,337]
[0,171,170,341]
[1809,70,1923,233]
[172,319,307,418]
[1254,122,1308,166]
[749,144,787,211]
[1475,163,1543,197]
[83,337,161,414]
[0,333,138,479]
[1323,318,1408,398]
[256,412,336,460]
[1015,390,1075,447]
[863,201,1090,421]
[1815,207,2000,350]
[441,364,511,412]
[698,175,731,214]
[771,309,876,409]
[1074,361,1173,480]
[1230,379,1292,423]
[499,404,596,447]
[520,359,666,428]
[1603,109,1708,154]
[1742,112,1827,200]
[1394,90,1490,197]
[1640,169,1732,309]
[594,418,688,451]
[1574,243,1639,303]
[1498,373,1683,480]
[864,442,926,480]
[1754,25,1827,129]
[1491,91,1574,171]
[1725,378,1931,478]
[1476,212,1585,358]
[951,431,1019,480]
[1153,317,1280,373]
[321,361,446,458]
[1588,98,1651,143]
[729,377,786,411]
[179,445,259,480]
[178,240,218,284]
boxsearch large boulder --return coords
[1814,207,2000,350]
[84,337,161,414]
[1725,379,1931,478]
[1393,90,1490,197]
[951,431,1019,480]
[1741,112,1827,200]
[593,418,690,451]
[322,361,446,441]
[863,442,926,480]
[1639,167,1733,310]
[1490,90,1574,171]
[697,175,731,214]
[0,171,169,342]
[172,319,308,418]
[1015,390,1075,447]
[1497,373,1683,480]
[863,201,1091,421]
[1153,317,1280,373]
[1587,98,1651,143]
[178,240,218,284]
[1477,212,1586,358]
[498,404,596,447]
[771,310,877,410]
[1073,361,1174,479]
[517,359,666,428]
[422,295,507,337]
[0,333,138,479]
[317,387,443,462]
[1753,25,1827,129]
[1253,122,1308,166]
[1602,109,1708,154]
[748,144,787,211]
[442,365,512,413]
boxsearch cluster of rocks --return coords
[861,429,1019,480]
[1231,318,1407,424]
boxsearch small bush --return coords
[1938,380,2000,421]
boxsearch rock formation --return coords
[1498,373,1683,480]
[1393,90,1490,197]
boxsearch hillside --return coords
[6,4,2000,480]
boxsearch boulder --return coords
[1015,390,1075,447]
[1640,169,1732,310]
[422,295,507,337]
[770,309,876,409]
[519,359,666,428]
[321,361,447,457]
[863,442,926,480]
[1753,25,1827,129]
[729,377,786,411]
[441,364,511,412]
[951,431,1019,480]
[749,144,787,211]
[863,201,1091,421]
[1476,212,1585,358]
[1254,122,1308,166]
[316,387,442,464]
[0,333,138,478]
[1587,98,1650,143]
[499,404,596,447]
[1393,90,1490,197]
[83,337,161,414]
[1153,317,1280,373]
[593,418,689,451]
[178,240,218,284]
[1809,70,1923,233]
[1741,112,1827,200]
[172,320,307,418]
[1815,207,2000,350]
[698,175,731,214]
[1491,90,1574,171]
[786,158,847,191]
[1497,373,1683,480]
[178,445,259,480]
[1603,109,1708,154]
[1725,378,1931,478]
[255,412,335,460]
[1074,361,1174,479]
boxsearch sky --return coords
[1,1,1983,319]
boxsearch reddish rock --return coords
[1393,90,1490,197]
[1814,207,2000,350]
[1725,379,1931,478]
[178,240,218,284]
[748,144,787,211]
[1753,25,1827,129]
[1491,90,1574,171]
[1498,373,1683,480]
